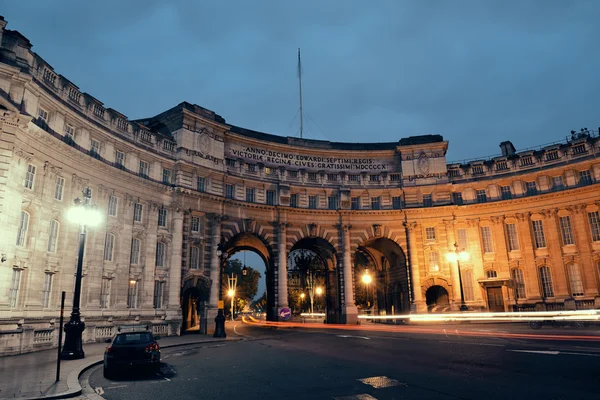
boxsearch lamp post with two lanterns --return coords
[61,187,103,360]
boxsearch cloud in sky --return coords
[3,0,599,161]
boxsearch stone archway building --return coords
[1,17,600,353]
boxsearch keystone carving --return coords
[373,224,382,237]
[308,223,318,237]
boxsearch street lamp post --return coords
[228,274,238,321]
[446,243,470,311]
[61,188,102,360]
[300,293,305,313]
[362,269,372,313]
[315,286,323,313]
[213,246,227,338]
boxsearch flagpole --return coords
[298,48,303,139]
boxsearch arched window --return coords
[512,268,526,299]
[190,246,201,269]
[462,269,474,301]
[16,211,30,247]
[567,264,584,296]
[156,242,166,267]
[47,220,59,252]
[103,233,115,261]
[539,266,554,298]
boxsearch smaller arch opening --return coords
[425,285,450,313]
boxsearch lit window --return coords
[127,280,138,309]
[429,252,439,272]
[567,264,584,296]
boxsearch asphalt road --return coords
[87,322,600,400]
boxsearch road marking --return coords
[164,377,171,381]
[439,340,505,347]
[334,394,378,400]
[509,350,560,355]
[94,387,104,395]
[105,385,128,389]
[337,335,370,340]
[358,376,406,388]
[555,351,600,357]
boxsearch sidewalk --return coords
[0,324,241,400]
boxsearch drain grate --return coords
[334,394,378,400]
[357,376,406,389]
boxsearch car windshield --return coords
[114,333,153,345]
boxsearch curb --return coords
[4,338,241,400]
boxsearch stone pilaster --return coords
[206,214,223,333]
[340,224,358,323]
[167,208,183,315]
[405,221,426,312]
[277,222,288,310]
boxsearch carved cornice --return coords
[403,221,418,231]
[466,218,480,228]
[43,161,62,178]
[566,204,586,214]
[13,147,34,162]
[490,215,505,225]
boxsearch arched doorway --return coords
[289,237,341,324]
[425,285,450,312]
[354,238,409,316]
[221,232,276,321]
[181,277,210,334]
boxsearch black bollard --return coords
[213,309,226,338]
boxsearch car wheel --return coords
[529,321,542,329]
[152,363,161,374]
[103,366,114,379]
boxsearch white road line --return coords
[105,385,128,389]
[337,335,370,340]
[439,340,505,347]
[509,350,560,355]
[164,377,171,382]
[555,351,600,357]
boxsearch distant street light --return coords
[446,243,470,311]
[362,269,372,310]
[61,187,102,360]
[228,274,238,321]
[315,287,323,296]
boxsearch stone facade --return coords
[1,17,600,354]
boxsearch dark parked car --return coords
[103,329,161,378]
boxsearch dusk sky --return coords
[4,1,600,297]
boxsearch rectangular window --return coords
[156,242,166,267]
[532,220,547,248]
[371,196,381,210]
[130,238,141,264]
[392,196,402,210]
[290,193,298,208]
[162,168,171,184]
[153,281,164,309]
[452,192,463,205]
[423,194,432,207]
[559,216,575,245]
[308,195,318,209]
[481,226,494,253]
[127,281,138,309]
[425,227,436,241]
[24,164,36,190]
[42,273,53,308]
[9,269,22,308]
[369,174,380,182]
[526,181,538,196]
[348,174,359,183]
[246,164,256,173]
[133,203,143,222]
[246,187,255,203]
[512,269,526,299]
[264,167,273,175]
[65,124,75,143]
[190,246,201,269]
[462,270,474,301]
[226,159,236,168]
[191,217,200,232]
[476,189,487,203]
[429,252,439,272]
[54,176,65,200]
[327,174,338,182]
[158,208,167,227]
[115,151,125,169]
[197,176,206,192]
[16,211,29,247]
[288,170,298,178]
[38,107,49,123]
[552,176,564,191]
[567,264,584,296]
[108,195,118,217]
[307,172,318,181]
[100,278,111,308]
[47,220,59,253]
[390,174,401,182]
[579,170,593,186]
[500,186,512,200]
[588,211,600,241]
[225,184,234,199]
[104,233,115,261]
[506,223,520,251]
[90,139,100,158]
[540,266,554,298]
[266,190,276,205]
[328,195,339,210]
[351,197,360,210]
[139,160,149,178]
[457,228,468,251]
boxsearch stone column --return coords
[444,221,462,307]
[516,212,541,299]
[568,204,598,296]
[341,224,358,324]
[405,222,426,312]
[277,222,289,310]
[167,209,183,316]
[206,214,222,332]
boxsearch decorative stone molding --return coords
[373,224,382,237]
[14,147,34,163]
[466,218,480,228]
[490,215,505,225]
[566,204,586,214]
[534,256,550,267]
[308,223,318,237]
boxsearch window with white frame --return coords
[457,228,468,251]
[190,246,201,269]
[38,107,49,124]
[16,211,29,247]
[65,124,75,140]
[588,211,600,241]
[506,223,520,251]
[225,184,234,199]
[425,226,436,241]
[308,195,318,209]
[156,242,166,267]
[127,280,138,308]
[480,226,494,253]
[24,164,36,190]
[162,168,171,184]
[191,217,200,232]
[130,238,141,264]
[462,270,474,301]
[42,272,53,308]
[133,203,143,222]
[47,219,59,253]
[512,268,526,299]
[264,167,273,175]
[9,269,22,308]
[139,160,149,178]
[108,195,118,217]
[104,233,115,261]
[158,208,167,227]
[532,220,546,248]
[115,151,125,168]
[539,266,554,298]
[559,216,575,245]
[100,278,111,308]
[428,252,440,272]
[154,281,164,309]
[567,264,584,296]
[54,176,65,201]
[197,176,206,192]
